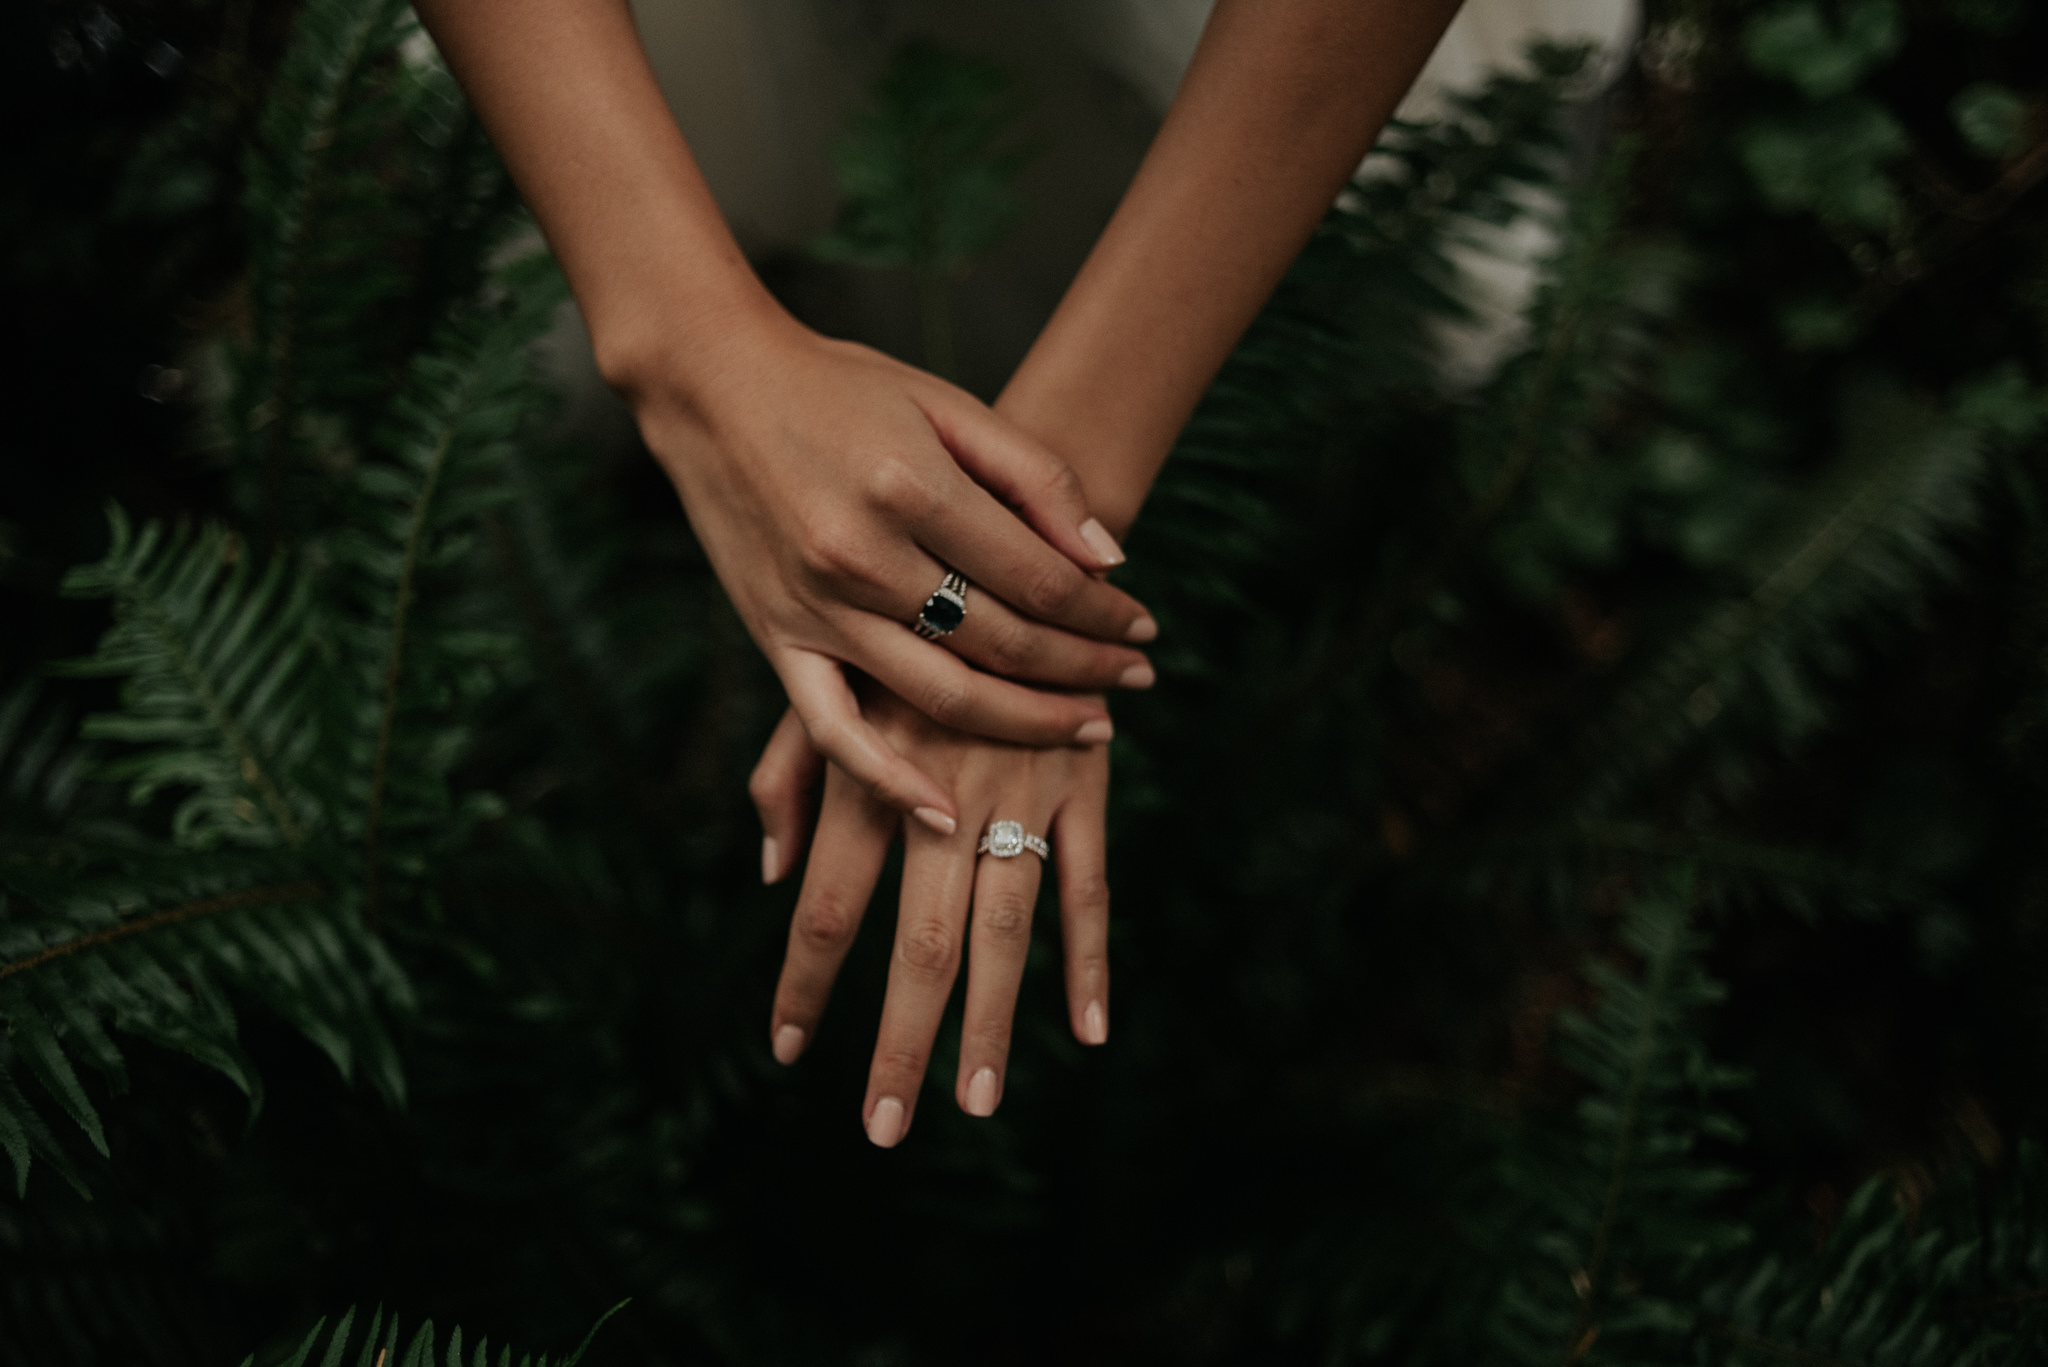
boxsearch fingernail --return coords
[914,806,957,836]
[1083,1000,1107,1045]
[1125,614,1159,643]
[772,1023,805,1064]
[866,1096,907,1148]
[1074,718,1114,745]
[761,836,782,884]
[1078,518,1125,568]
[965,1067,1000,1117]
[1117,661,1156,690]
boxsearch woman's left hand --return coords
[749,693,1111,1147]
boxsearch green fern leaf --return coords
[0,862,410,1195]
[323,254,564,908]
[57,508,318,849]
[257,1302,622,1367]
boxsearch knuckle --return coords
[876,1046,929,1082]
[1067,870,1111,913]
[746,761,782,811]
[1021,561,1082,620]
[1044,461,1085,505]
[976,888,1034,943]
[796,890,860,952]
[866,458,934,519]
[797,517,868,586]
[980,616,1035,677]
[918,677,973,728]
[897,918,958,979]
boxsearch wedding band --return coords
[912,569,969,640]
[977,820,1049,861]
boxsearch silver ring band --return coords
[913,569,969,640]
[977,820,1049,861]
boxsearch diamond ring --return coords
[977,820,1049,861]
[912,569,968,640]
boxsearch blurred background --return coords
[5,0,2048,1364]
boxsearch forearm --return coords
[414,0,787,396]
[999,0,1463,536]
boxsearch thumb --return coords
[748,706,824,884]
[916,389,1127,574]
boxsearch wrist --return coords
[587,262,795,408]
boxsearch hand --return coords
[624,313,1155,831]
[748,694,1111,1146]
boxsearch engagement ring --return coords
[977,820,1049,861]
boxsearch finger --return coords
[913,477,1158,644]
[769,765,895,1065]
[851,615,1117,748]
[946,590,1156,692]
[875,548,1155,694]
[956,812,1053,1118]
[863,818,978,1148]
[778,649,959,836]
[916,389,1131,576]
[749,707,825,884]
[1053,774,1111,1047]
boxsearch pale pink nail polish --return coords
[866,1096,907,1148]
[1074,718,1114,745]
[1083,1000,1107,1045]
[1126,614,1159,644]
[914,806,957,836]
[1118,661,1156,690]
[965,1067,1000,1117]
[761,836,782,884]
[772,1023,805,1064]
[1078,518,1126,568]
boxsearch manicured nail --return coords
[1074,718,1114,745]
[1117,661,1156,690]
[866,1096,907,1148]
[914,806,957,836]
[761,836,782,884]
[1082,1000,1107,1045]
[1126,614,1159,643]
[1078,518,1126,568]
[965,1067,1000,1117]
[772,1023,805,1064]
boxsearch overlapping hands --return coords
[618,310,1136,1146]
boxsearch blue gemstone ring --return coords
[912,569,969,640]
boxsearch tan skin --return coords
[749,0,1465,1145]
[416,0,1464,1144]
[416,0,1161,836]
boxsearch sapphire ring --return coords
[912,569,969,640]
[977,820,1049,861]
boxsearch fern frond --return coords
[1488,875,1750,1364]
[324,255,565,906]
[1575,382,1987,809]
[57,508,318,850]
[1699,1142,2048,1365]
[0,860,410,1196]
[238,0,412,442]
[253,1301,623,1367]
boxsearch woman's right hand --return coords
[610,308,1156,832]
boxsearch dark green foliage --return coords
[7,0,2048,1364]
[1700,1144,2048,1365]
[247,1303,621,1367]
[813,41,1038,377]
